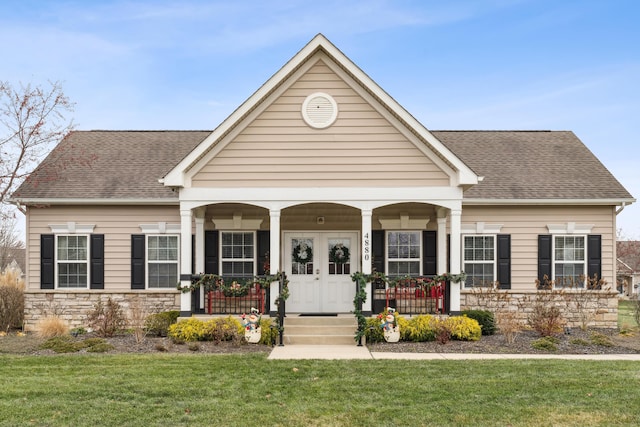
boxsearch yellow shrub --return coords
[168,318,207,342]
[444,315,482,341]
[0,268,24,290]
[403,315,437,342]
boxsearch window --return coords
[147,235,179,288]
[554,235,585,287]
[57,235,88,288]
[387,231,420,277]
[463,235,495,287]
[221,232,255,278]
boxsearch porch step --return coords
[283,315,358,345]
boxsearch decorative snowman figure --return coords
[241,308,262,343]
[380,308,400,343]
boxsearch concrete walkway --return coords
[268,345,640,361]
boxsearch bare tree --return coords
[0,80,75,213]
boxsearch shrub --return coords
[258,318,277,345]
[0,285,24,332]
[204,316,243,344]
[35,316,69,339]
[145,311,180,337]
[40,336,113,353]
[168,318,208,342]
[434,321,451,344]
[590,332,614,347]
[495,311,521,344]
[445,316,482,341]
[403,315,436,342]
[531,336,559,352]
[461,310,496,335]
[86,297,127,337]
[528,304,564,337]
[364,317,385,343]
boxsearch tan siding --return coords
[26,205,181,292]
[460,205,616,291]
[191,59,449,188]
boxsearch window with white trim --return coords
[221,232,255,278]
[387,231,421,277]
[147,235,179,288]
[554,235,585,287]
[463,235,495,287]
[57,235,89,288]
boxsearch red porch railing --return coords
[384,281,445,315]
[206,286,267,315]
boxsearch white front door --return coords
[284,232,358,313]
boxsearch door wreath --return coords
[292,242,313,264]
[329,243,350,264]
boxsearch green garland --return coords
[178,273,281,294]
[329,243,350,264]
[292,242,313,264]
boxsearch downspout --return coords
[15,201,26,215]
[615,202,627,215]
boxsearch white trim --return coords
[385,230,422,276]
[49,222,95,234]
[547,222,594,234]
[461,234,497,288]
[16,198,179,205]
[146,234,180,289]
[219,231,257,277]
[552,234,587,288]
[464,198,635,206]
[178,186,464,212]
[140,223,181,234]
[55,234,90,290]
[461,222,503,234]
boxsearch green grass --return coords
[1,354,639,426]
[618,300,639,329]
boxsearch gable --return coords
[163,34,478,189]
[190,59,451,188]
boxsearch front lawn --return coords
[1,354,638,426]
[619,299,639,329]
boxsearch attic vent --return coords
[302,92,338,129]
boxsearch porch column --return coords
[361,209,372,274]
[361,209,373,315]
[436,208,447,274]
[269,209,281,316]
[179,208,193,317]
[449,208,462,313]
[194,208,205,310]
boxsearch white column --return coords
[180,208,193,316]
[194,208,205,310]
[449,208,462,313]
[361,209,372,274]
[269,209,281,314]
[361,209,373,314]
[436,208,447,274]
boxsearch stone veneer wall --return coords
[23,291,180,331]
[461,290,619,329]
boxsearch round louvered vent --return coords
[302,92,338,129]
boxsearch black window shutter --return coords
[496,234,511,289]
[41,234,55,289]
[131,235,145,290]
[90,234,105,289]
[372,230,385,273]
[191,235,196,274]
[422,230,437,276]
[538,235,552,288]
[257,230,270,275]
[587,234,602,282]
[205,230,219,274]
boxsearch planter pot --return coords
[383,326,400,343]
[245,327,262,344]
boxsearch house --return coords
[11,34,634,331]
[617,241,640,297]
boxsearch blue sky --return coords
[2,0,639,237]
